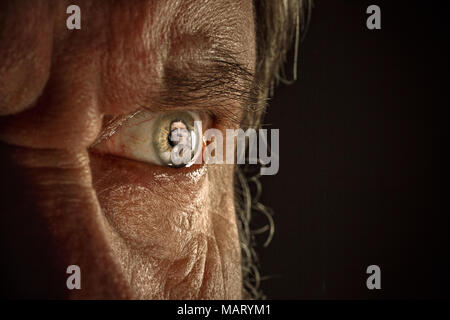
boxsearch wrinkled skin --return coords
[0,0,255,299]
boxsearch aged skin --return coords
[0,0,256,299]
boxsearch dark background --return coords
[257,0,450,299]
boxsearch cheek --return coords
[89,153,242,298]
[96,168,212,259]
[91,155,211,252]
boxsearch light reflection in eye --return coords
[91,110,209,168]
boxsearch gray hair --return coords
[237,0,312,299]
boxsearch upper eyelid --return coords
[141,47,254,129]
[92,59,249,139]
[141,103,242,128]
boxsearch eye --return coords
[91,110,211,168]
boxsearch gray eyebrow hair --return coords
[154,47,261,127]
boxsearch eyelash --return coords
[91,111,142,148]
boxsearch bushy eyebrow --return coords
[152,47,260,127]
[93,48,258,147]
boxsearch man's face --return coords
[0,0,256,299]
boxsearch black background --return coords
[257,0,449,299]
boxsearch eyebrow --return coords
[152,47,259,127]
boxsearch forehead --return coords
[0,0,257,117]
[171,121,186,129]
